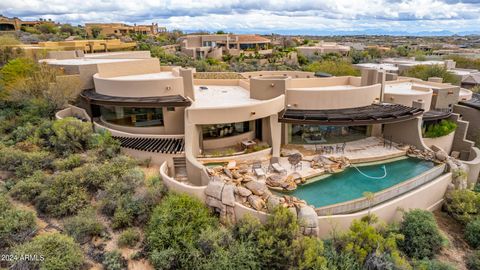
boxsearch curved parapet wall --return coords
[186,94,285,125]
[160,162,207,201]
[286,84,381,110]
[316,172,452,238]
[55,105,91,121]
[461,147,480,186]
[241,70,315,79]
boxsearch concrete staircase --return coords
[173,156,188,182]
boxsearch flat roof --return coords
[42,58,139,66]
[191,85,261,108]
[356,63,399,71]
[385,82,432,95]
[459,93,480,110]
[107,72,176,80]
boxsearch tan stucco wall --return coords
[316,172,452,238]
[454,105,480,142]
[423,132,455,154]
[94,74,184,97]
[249,76,289,100]
[203,131,255,150]
[287,84,381,110]
[384,117,429,150]
[241,71,315,79]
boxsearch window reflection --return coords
[100,106,164,127]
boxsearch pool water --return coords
[288,157,435,208]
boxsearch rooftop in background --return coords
[106,72,176,80]
[41,58,140,66]
[355,63,399,72]
[384,82,433,95]
[191,85,261,108]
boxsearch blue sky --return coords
[2,0,480,35]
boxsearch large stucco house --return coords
[48,51,480,238]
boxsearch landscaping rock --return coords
[223,168,233,179]
[435,151,448,162]
[236,186,252,197]
[245,181,266,196]
[221,184,236,206]
[205,181,224,200]
[248,195,265,210]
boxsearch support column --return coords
[269,114,282,159]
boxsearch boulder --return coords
[223,168,233,179]
[245,181,267,196]
[248,195,265,210]
[232,171,242,179]
[266,174,283,187]
[266,195,283,210]
[236,186,252,197]
[435,151,448,162]
[221,184,236,207]
[205,181,224,200]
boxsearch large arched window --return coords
[100,106,164,127]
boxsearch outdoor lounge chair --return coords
[271,162,287,175]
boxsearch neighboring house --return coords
[179,34,271,59]
[296,41,351,57]
[85,23,166,38]
[0,15,52,31]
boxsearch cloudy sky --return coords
[2,0,480,35]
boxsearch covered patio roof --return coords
[279,103,424,126]
[459,93,480,110]
[80,89,191,107]
[422,110,452,121]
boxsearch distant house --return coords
[178,34,271,59]
[296,41,351,57]
[85,23,166,38]
[0,15,51,31]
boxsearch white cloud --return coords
[2,0,480,34]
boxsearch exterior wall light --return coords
[448,91,454,95]
[251,111,256,115]
[166,86,172,90]
[270,83,275,87]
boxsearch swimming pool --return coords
[287,157,436,208]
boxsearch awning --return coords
[81,89,191,107]
[279,103,424,126]
[422,110,452,121]
[113,136,184,154]
[459,93,480,110]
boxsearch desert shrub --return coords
[49,117,93,156]
[88,129,121,159]
[52,154,84,171]
[338,215,409,268]
[64,207,104,243]
[444,189,480,224]
[465,217,480,249]
[413,259,456,270]
[402,64,460,85]
[146,193,217,269]
[102,250,127,270]
[304,60,360,76]
[467,250,480,270]
[423,119,457,138]
[399,209,444,259]
[0,145,52,177]
[13,233,84,270]
[117,228,140,248]
[35,170,89,217]
[323,240,362,270]
[9,170,47,202]
[0,195,36,249]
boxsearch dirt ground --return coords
[434,210,471,270]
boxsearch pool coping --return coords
[314,162,446,215]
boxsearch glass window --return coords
[288,124,369,144]
[202,121,251,139]
[100,106,164,127]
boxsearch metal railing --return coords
[315,164,446,215]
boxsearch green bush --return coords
[423,119,457,138]
[0,195,36,249]
[304,60,360,76]
[444,189,480,224]
[413,259,456,270]
[49,117,93,156]
[52,154,84,171]
[35,170,89,217]
[0,145,53,177]
[402,65,460,85]
[88,129,121,159]
[63,207,104,243]
[9,170,47,202]
[13,233,84,270]
[323,240,362,270]
[399,209,444,259]
[465,217,480,249]
[467,250,480,270]
[102,250,127,270]
[340,215,408,267]
[117,228,140,248]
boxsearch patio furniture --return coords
[242,140,257,150]
[288,153,302,171]
[254,168,266,178]
[271,162,287,175]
